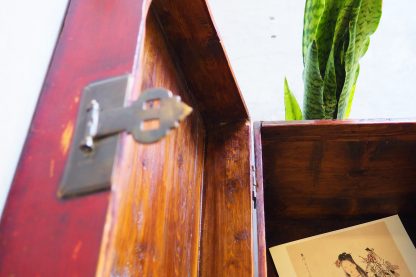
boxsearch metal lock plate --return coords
[59,75,192,198]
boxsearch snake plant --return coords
[284,0,382,120]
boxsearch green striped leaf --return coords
[345,65,360,118]
[302,0,325,65]
[315,0,342,76]
[337,0,382,118]
[355,0,382,59]
[337,19,360,118]
[322,48,337,118]
[303,41,325,119]
[333,0,361,50]
[284,0,382,121]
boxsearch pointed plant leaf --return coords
[284,78,303,120]
[337,19,360,118]
[290,0,382,121]
[345,84,356,118]
[302,0,325,65]
[333,32,348,106]
[360,37,371,58]
[345,65,360,118]
[337,0,362,72]
[333,0,361,48]
[303,41,325,119]
[329,0,362,109]
[355,0,382,59]
[338,0,381,118]
[322,48,337,119]
[315,0,342,76]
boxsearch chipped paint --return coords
[74,96,79,103]
[72,240,83,260]
[49,159,55,178]
[61,121,74,155]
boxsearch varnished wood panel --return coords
[98,1,253,275]
[152,0,249,126]
[0,0,143,275]
[262,120,416,218]
[257,120,416,276]
[97,11,206,276]
[200,122,253,276]
[1,0,253,275]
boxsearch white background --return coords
[0,0,69,216]
[208,0,416,121]
[1,1,415,216]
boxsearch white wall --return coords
[208,0,416,121]
[0,0,69,217]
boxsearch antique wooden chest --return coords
[1,0,415,276]
[255,121,416,276]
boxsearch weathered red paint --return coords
[0,0,144,275]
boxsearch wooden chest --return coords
[1,0,415,276]
[255,121,416,276]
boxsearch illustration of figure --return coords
[360,248,400,277]
[335,252,368,277]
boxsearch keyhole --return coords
[143,99,160,110]
[141,119,161,130]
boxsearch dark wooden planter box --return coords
[255,120,416,276]
[1,0,415,276]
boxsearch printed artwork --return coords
[335,249,400,276]
[269,216,416,277]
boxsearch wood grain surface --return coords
[0,0,143,276]
[152,0,249,126]
[200,122,253,277]
[97,0,253,275]
[96,11,206,276]
[257,120,416,276]
[1,0,253,275]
